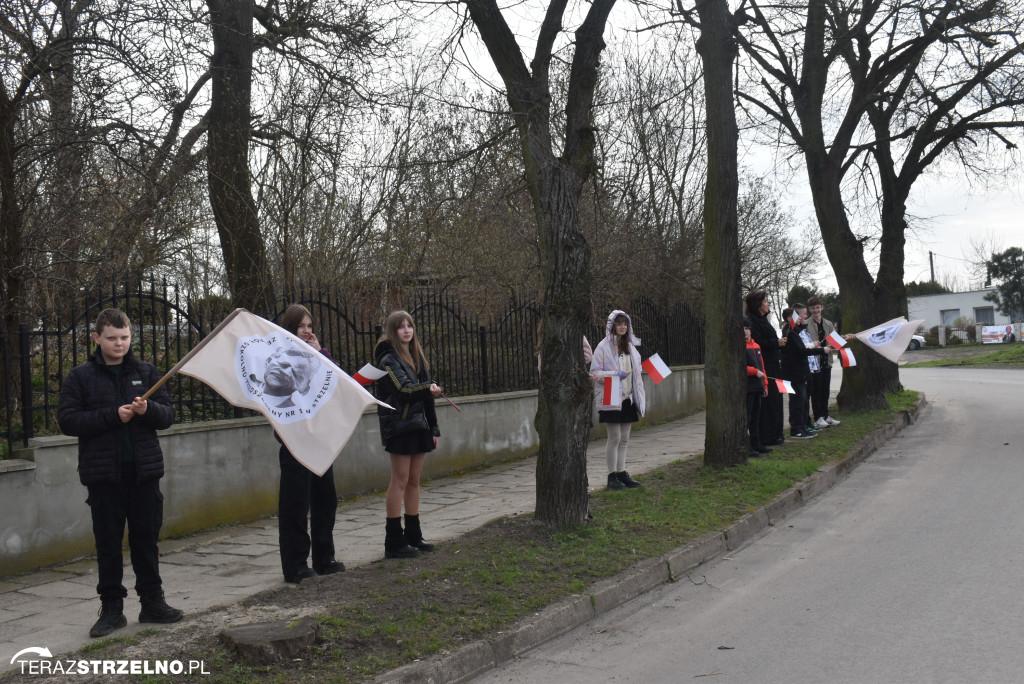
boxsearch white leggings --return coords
[605,423,632,473]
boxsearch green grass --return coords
[41,391,918,684]
[904,344,1024,368]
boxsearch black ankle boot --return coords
[384,516,420,559]
[618,471,642,488]
[404,514,435,552]
[90,598,127,637]
[139,592,184,624]
[607,472,626,490]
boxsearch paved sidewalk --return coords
[0,412,707,674]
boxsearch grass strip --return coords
[904,344,1024,367]
[51,390,918,683]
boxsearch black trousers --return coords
[788,380,809,433]
[746,392,763,448]
[810,366,832,420]
[759,377,784,444]
[278,446,337,576]
[86,478,164,601]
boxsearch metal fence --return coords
[1,276,705,455]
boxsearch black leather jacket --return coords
[372,339,439,444]
[57,348,174,485]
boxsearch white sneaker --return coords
[826,417,841,426]
[814,417,829,428]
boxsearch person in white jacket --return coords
[590,310,646,490]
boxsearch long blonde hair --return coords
[382,310,429,374]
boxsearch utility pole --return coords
[929,251,935,283]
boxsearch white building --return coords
[907,288,1016,329]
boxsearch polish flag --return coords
[601,376,621,408]
[641,353,672,384]
[789,310,800,329]
[352,363,387,386]
[839,347,856,367]
[825,331,846,349]
[775,378,795,394]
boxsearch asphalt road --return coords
[474,367,1024,683]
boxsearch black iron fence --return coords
[1,276,705,455]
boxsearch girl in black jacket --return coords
[373,310,442,559]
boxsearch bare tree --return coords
[735,0,1024,409]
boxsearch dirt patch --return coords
[900,345,989,365]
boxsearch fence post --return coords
[19,324,33,447]
[478,325,489,395]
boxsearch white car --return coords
[908,334,925,351]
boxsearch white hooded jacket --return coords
[590,310,646,416]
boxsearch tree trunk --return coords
[533,165,594,524]
[0,102,26,400]
[207,0,273,311]
[695,0,748,467]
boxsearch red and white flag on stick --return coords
[641,353,672,384]
[774,378,796,394]
[839,347,856,368]
[789,310,800,330]
[139,309,392,476]
[601,376,622,408]
[825,330,847,349]
[352,363,387,387]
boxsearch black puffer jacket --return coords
[57,348,174,485]
[780,324,825,383]
[373,339,439,445]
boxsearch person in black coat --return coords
[57,308,182,639]
[745,290,787,446]
[275,304,346,584]
[780,304,826,439]
[373,310,442,559]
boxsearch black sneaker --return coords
[138,593,184,624]
[90,598,127,638]
[607,473,626,490]
[617,471,642,488]
[791,430,817,440]
[313,560,346,575]
[384,543,421,559]
[754,445,773,454]
[284,567,318,584]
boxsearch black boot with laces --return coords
[90,598,127,638]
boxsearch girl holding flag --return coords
[373,311,442,559]
[276,304,345,584]
[591,310,646,490]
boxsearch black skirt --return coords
[384,430,436,456]
[599,398,639,424]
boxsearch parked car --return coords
[908,334,925,351]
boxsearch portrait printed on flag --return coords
[237,333,338,422]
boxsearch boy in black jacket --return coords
[57,309,183,637]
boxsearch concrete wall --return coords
[0,366,704,576]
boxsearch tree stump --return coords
[220,616,321,665]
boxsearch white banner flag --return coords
[171,309,391,476]
[851,317,925,364]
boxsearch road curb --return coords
[378,394,927,683]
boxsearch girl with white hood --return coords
[590,310,646,490]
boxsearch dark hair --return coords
[742,317,752,328]
[807,296,823,308]
[744,291,766,316]
[280,304,313,335]
[94,308,130,334]
[792,302,807,312]
[613,314,631,356]
[781,307,794,324]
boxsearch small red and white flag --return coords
[839,347,856,368]
[825,330,846,349]
[601,376,621,408]
[775,378,795,394]
[352,363,387,386]
[641,353,672,384]
[789,310,800,329]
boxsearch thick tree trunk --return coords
[534,167,593,524]
[0,103,25,399]
[695,0,747,467]
[207,0,273,311]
